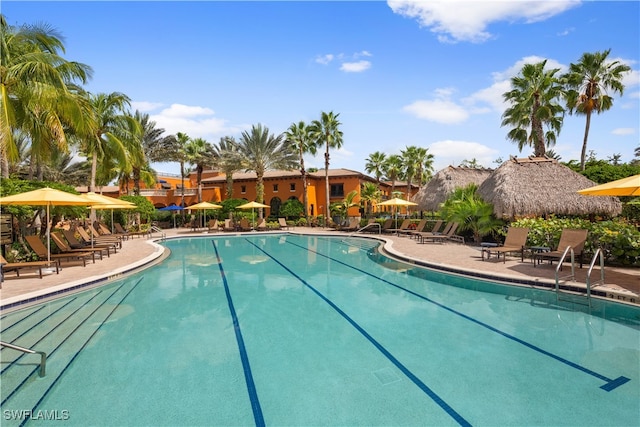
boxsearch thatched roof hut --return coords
[415,166,493,211]
[477,157,622,219]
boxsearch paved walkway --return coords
[2,227,638,310]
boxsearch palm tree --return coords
[285,121,317,220]
[310,111,343,221]
[365,151,387,187]
[236,124,298,218]
[0,15,93,178]
[400,146,433,200]
[79,92,134,192]
[414,146,434,186]
[501,60,565,157]
[213,136,242,199]
[184,137,215,202]
[562,49,631,171]
[382,154,403,199]
[360,182,380,218]
[174,132,191,209]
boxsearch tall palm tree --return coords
[383,154,403,199]
[285,120,317,220]
[0,15,93,178]
[79,92,134,192]
[562,49,631,171]
[213,136,242,199]
[414,146,434,186]
[501,60,565,157]
[174,132,191,209]
[236,124,298,218]
[184,137,215,202]
[360,182,380,218]
[310,111,343,221]
[365,151,387,187]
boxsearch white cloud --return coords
[388,0,580,43]
[403,88,469,124]
[428,140,500,170]
[315,54,334,65]
[131,101,163,112]
[340,60,372,73]
[612,128,635,136]
[149,103,245,141]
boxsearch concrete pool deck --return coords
[1,226,638,310]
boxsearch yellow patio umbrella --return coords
[187,201,222,228]
[237,201,270,229]
[376,197,418,231]
[80,192,136,235]
[578,174,640,197]
[0,187,90,264]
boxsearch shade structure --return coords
[376,198,418,233]
[79,192,135,207]
[158,205,184,228]
[187,202,222,228]
[578,174,640,197]
[237,201,270,229]
[0,187,89,263]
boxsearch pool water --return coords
[1,234,639,426]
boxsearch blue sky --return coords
[5,1,639,176]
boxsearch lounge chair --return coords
[398,218,428,238]
[256,218,268,231]
[115,222,148,238]
[25,235,93,266]
[278,218,290,230]
[0,254,58,279]
[340,218,360,232]
[415,221,452,243]
[76,226,122,249]
[93,222,128,241]
[62,229,117,255]
[51,231,108,260]
[239,218,252,231]
[384,219,411,235]
[409,219,442,240]
[222,219,236,232]
[534,229,589,269]
[481,227,530,263]
[207,219,219,232]
[379,219,393,233]
[418,222,459,244]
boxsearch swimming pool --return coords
[1,234,639,426]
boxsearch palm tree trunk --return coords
[197,166,203,203]
[90,152,98,192]
[580,111,592,171]
[256,175,264,219]
[324,144,330,224]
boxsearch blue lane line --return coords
[23,277,145,427]
[289,238,631,393]
[1,284,122,407]
[1,305,47,332]
[211,240,265,427]
[245,239,471,427]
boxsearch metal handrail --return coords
[148,225,166,241]
[554,246,576,293]
[586,248,605,302]
[0,341,46,377]
[352,223,381,235]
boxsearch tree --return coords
[365,151,387,187]
[285,121,317,220]
[236,124,298,218]
[563,49,631,171]
[330,190,358,223]
[174,132,190,209]
[0,15,93,178]
[310,111,343,221]
[501,60,565,157]
[400,145,434,199]
[79,92,134,192]
[360,182,381,217]
[382,154,403,198]
[213,136,242,199]
[184,137,215,202]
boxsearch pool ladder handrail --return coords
[554,246,576,292]
[586,248,605,306]
[351,223,381,235]
[148,225,166,241]
[0,341,46,377]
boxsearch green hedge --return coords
[510,216,640,267]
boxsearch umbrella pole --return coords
[46,204,51,263]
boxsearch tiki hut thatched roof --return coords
[415,166,493,211]
[476,157,623,219]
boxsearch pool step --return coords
[340,238,380,252]
[0,279,140,420]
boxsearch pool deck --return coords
[1,227,638,310]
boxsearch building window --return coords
[330,183,344,197]
[241,185,246,194]
[273,184,279,192]
[290,183,296,192]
